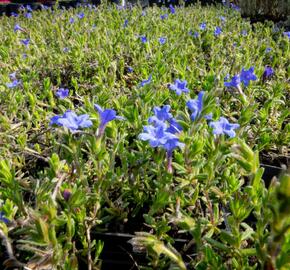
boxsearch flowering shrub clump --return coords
[0,2,289,270]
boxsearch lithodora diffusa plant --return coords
[0,1,289,270]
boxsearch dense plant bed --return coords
[0,2,289,269]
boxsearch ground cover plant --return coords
[0,2,289,269]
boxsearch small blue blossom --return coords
[283,32,290,39]
[241,30,248,36]
[265,47,272,53]
[6,79,21,88]
[77,12,85,19]
[123,19,128,28]
[140,35,147,43]
[159,37,166,45]
[186,91,204,121]
[9,72,17,80]
[163,137,184,152]
[240,67,257,87]
[140,74,152,87]
[56,88,69,99]
[160,14,168,20]
[21,39,30,47]
[69,17,75,24]
[219,16,226,22]
[26,5,33,12]
[0,212,10,224]
[94,104,123,136]
[262,66,274,81]
[41,5,50,10]
[139,124,176,148]
[50,110,92,132]
[63,47,70,53]
[127,66,133,73]
[25,13,32,19]
[209,117,239,138]
[167,118,183,134]
[230,3,240,11]
[14,24,23,32]
[199,22,206,30]
[168,79,190,96]
[149,105,173,125]
[214,26,222,36]
[11,12,18,17]
[205,113,213,120]
[169,4,175,14]
[193,31,199,38]
[224,75,241,88]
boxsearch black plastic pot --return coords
[92,232,191,269]
[261,163,285,188]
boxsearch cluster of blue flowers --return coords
[224,67,257,88]
[139,105,184,172]
[138,84,240,171]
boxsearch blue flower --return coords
[230,3,240,11]
[169,79,190,96]
[169,4,175,14]
[262,66,274,81]
[127,66,133,73]
[167,118,183,134]
[224,75,241,88]
[21,39,30,47]
[26,5,33,12]
[199,22,206,30]
[25,12,32,19]
[159,37,166,45]
[63,47,70,53]
[241,30,247,36]
[214,26,222,36]
[163,137,184,152]
[123,19,128,28]
[14,24,23,32]
[56,88,69,99]
[149,105,173,124]
[69,17,75,24]
[77,12,85,19]
[193,31,199,38]
[205,113,213,120]
[6,79,21,88]
[265,47,272,53]
[140,35,147,43]
[186,91,204,121]
[139,124,176,148]
[140,74,152,87]
[0,212,10,224]
[50,110,92,132]
[9,72,17,80]
[209,117,239,138]
[11,12,18,17]
[219,16,226,22]
[283,32,290,39]
[160,14,168,20]
[240,67,257,87]
[94,104,123,136]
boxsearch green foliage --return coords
[0,2,289,269]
